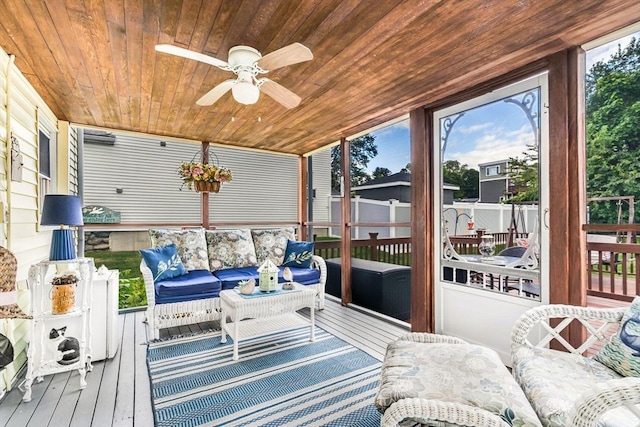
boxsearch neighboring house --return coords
[0,46,80,392]
[352,172,460,204]
[82,131,332,248]
[478,159,510,203]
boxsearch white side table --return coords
[220,283,315,361]
[22,258,94,402]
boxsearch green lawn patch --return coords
[85,250,147,309]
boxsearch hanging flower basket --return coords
[177,148,232,193]
[194,180,221,193]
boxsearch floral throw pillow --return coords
[140,244,187,282]
[282,240,314,268]
[148,228,209,271]
[251,227,296,266]
[205,229,258,271]
[594,296,640,377]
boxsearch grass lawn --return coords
[85,250,147,309]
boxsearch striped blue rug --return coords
[147,326,382,426]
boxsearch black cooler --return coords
[325,257,411,321]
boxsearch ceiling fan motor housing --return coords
[227,46,262,68]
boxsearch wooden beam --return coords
[548,48,587,348]
[202,141,210,229]
[340,138,352,305]
[409,107,433,332]
[298,155,307,240]
[567,47,587,310]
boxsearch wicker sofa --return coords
[140,227,326,340]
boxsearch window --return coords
[39,130,51,178]
[485,165,500,176]
[38,119,58,213]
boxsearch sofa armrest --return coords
[140,259,156,306]
[311,255,326,285]
[397,333,468,345]
[382,398,509,427]
[568,377,640,427]
[511,305,626,355]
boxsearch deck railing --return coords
[314,233,411,265]
[584,225,640,302]
[317,227,640,303]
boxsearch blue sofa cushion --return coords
[279,267,320,286]
[140,244,187,282]
[155,269,221,304]
[213,267,260,290]
[213,266,321,289]
[282,240,314,268]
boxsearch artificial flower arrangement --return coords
[177,162,233,191]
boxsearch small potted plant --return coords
[177,161,233,193]
[51,272,79,314]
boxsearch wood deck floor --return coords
[0,295,630,427]
[0,297,410,427]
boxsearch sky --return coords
[364,30,639,174]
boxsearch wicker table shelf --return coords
[220,283,316,361]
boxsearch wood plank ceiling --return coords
[0,0,637,155]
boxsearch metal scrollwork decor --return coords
[10,134,23,182]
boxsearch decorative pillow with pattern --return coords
[594,296,640,377]
[148,228,209,271]
[282,240,314,268]
[251,227,296,265]
[140,244,187,281]
[205,229,258,271]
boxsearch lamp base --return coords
[50,229,76,261]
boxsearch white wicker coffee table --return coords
[220,282,316,361]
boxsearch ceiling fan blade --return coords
[259,79,302,109]
[155,44,229,69]
[196,80,235,106]
[257,43,313,71]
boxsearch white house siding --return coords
[83,134,202,224]
[0,46,64,393]
[206,145,298,223]
[83,133,301,225]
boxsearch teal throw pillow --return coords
[282,240,314,268]
[140,244,187,282]
[594,296,640,377]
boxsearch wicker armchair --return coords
[511,304,640,427]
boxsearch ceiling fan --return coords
[155,42,313,109]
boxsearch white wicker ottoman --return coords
[220,283,316,361]
[375,333,542,427]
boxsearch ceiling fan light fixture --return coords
[232,81,260,105]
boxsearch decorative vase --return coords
[478,235,495,259]
[194,181,221,193]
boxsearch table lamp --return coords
[40,195,84,261]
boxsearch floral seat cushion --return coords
[512,346,634,426]
[376,340,542,426]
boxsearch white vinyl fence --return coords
[329,197,538,238]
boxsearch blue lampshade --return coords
[40,195,84,261]
[40,195,84,227]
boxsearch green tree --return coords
[400,163,411,173]
[506,144,539,202]
[372,167,392,179]
[442,160,479,199]
[586,37,640,224]
[331,134,378,190]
